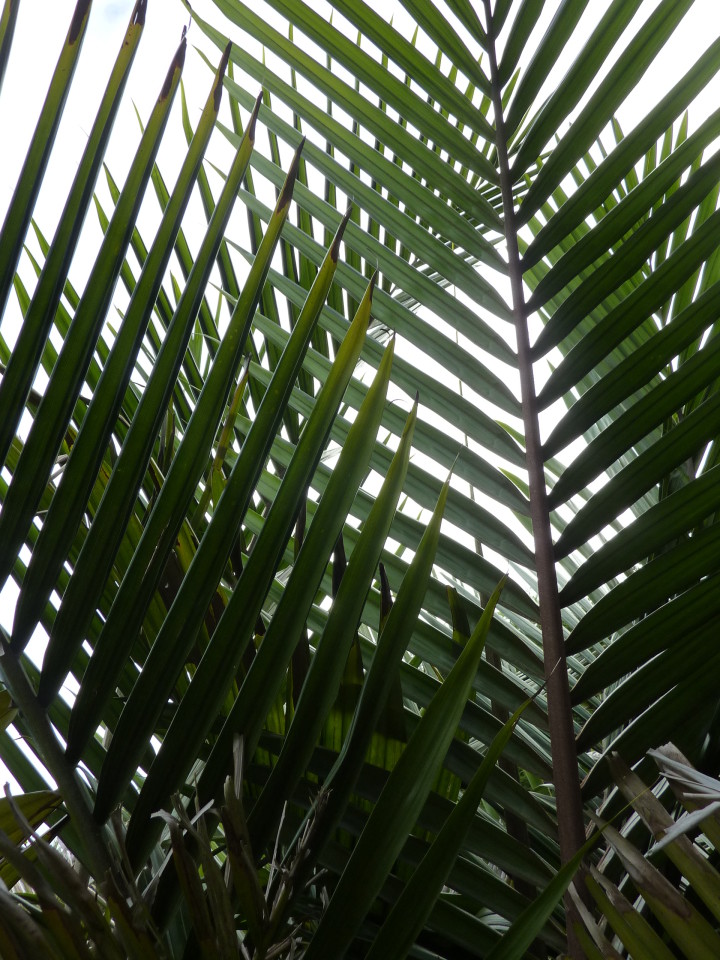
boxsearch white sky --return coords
[2,0,718,397]
[2,0,719,265]
[2,0,718,452]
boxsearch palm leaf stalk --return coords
[482,0,584,871]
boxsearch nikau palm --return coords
[1,0,720,957]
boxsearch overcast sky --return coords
[1,0,719,609]
[2,0,719,250]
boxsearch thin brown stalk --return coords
[481,2,587,955]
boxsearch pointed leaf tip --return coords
[69,0,92,44]
[369,270,378,297]
[330,206,353,261]
[161,34,187,99]
[133,0,148,25]
[294,135,307,162]
[279,138,305,207]
[248,90,263,139]
[213,42,232,109]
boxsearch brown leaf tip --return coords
[221,40,232,68]
[292,135,307,169]
[279,137,305,207]
[330,204,353,262]
[133,0,148,27]
[69,0,92,44]
[248,90,263,140]
[213,41,232,110]
[161,34,187,99]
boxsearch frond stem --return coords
[481,1,586,953]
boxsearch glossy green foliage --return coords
[2,0,720,957]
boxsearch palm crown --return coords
[1,1,720,958]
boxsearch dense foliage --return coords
[1,0,720,957]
